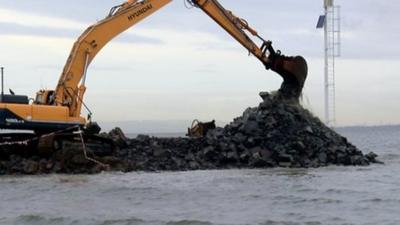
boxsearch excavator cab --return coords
[35,90,55,105]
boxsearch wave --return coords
[166,220,214,225]
[9,214,76,225]
[7,215,221,225]
[7,215,145,225]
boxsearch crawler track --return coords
[0,132,114,158]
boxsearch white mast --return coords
[317,0,341,127]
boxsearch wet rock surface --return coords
[0,92,380,175]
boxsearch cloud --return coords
[0,22,77,38]
[0,8,86,30]
[5,0,398,60]
[0,8,165,44]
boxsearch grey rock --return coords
[189,161,200,170]
[278,154,293,163]
[226,151,238,161]
[153,148,171,159]
[365,152,381,163]
[304,126,313,133]
[278,162,292,167]
[241,121,260,135]
[108,127,129,147]
[260,149,273,160]
[203,146,217,160]
[23,160,39,174]
[318,152,328,164]
[136,135,150,142]
[239,150,250,162]
[259,91,271,101]
[249,152,268,168]
[232,133,247,144]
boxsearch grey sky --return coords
[0,0,399,127]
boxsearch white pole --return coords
[324,1,329,125]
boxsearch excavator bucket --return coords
[268,55,308,99]
[187,120,216,138]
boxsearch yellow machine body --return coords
[0,0,308,133]
[0,102,85,132]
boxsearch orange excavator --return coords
[0,0,307,152]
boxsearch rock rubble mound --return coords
[112,92,379,171]
[0,92,380,175]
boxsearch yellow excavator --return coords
[0,0,307,152]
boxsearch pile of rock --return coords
[110,92,379,171]
[203,92,379,168]
[0,92,380,175]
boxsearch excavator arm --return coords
[54,0,172,117]
[188,0,308,99]
[55,0,307,120]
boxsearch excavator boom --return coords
[55,0,172,117]
[56,0,308,120]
